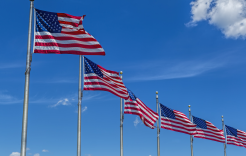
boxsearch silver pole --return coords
[156,91,160,156]
[77,55,83,156]
[188,105,193,156]
[222,115,226,156]
[120,71,123,156]
[20,1,34,156]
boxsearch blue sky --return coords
[1,0,246,156]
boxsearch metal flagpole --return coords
[77,55,83,156]
[188,105,194,156]
[120,71,123,156]
[156,91,160,156]
[20,1,34,156]
[222,115,226,156]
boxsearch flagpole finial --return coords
[188,105,191,108]
[156,91,158,94]
[222,115,224,118]
[120,71,123,75]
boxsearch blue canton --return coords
[35,9,62,33]
[127,89,137,101]
[84,57,103,78]
[225,125,237,137]
[160,104,175,119]
[193,116,207,129]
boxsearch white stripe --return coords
[161,125,195,134]
[36,31,92,38]
[35,39,100,45]
[84,85,129,98]
[124,109,156,124]
[84,76,127,92]
[58,17,80,24]
[35,46,104,52]
[125,101,158,121]
[161,117,196,129]
[194,134,225,142]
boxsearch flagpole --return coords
[156,91,160,156]
[120,71,123,156]
[20,1,34,156]
[222,115,226,156]
[77,55,83,156]
[188,105,194,156]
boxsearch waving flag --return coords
[193,116,225,143]
[83,57,129,99]
[124,89,159,129]
[225,125,246,148]
[34,9,105,55]
[160,104,196,135]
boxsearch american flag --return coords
[225,125,246,148]
[83,57,129,99]
[124,89,159,129]
[193,116,225,143]
[34,9,105,55]
[160,104,196,135]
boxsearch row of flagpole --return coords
[21,1,242,156]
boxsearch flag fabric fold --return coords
[34,9,105,55]
[124,89,159,129]
[83,57,129,99]
[159,104,196,135]
[193,116,225,143]
[225,125,246,148]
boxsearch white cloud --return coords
[0,92,22,104]
[9,152,20,156]
[188,0,246,39]
[0,63,24,69]
[42,149,48,152]
[33,153,40,156]
[50,98,70,107]
[26,148,30,151]
[126,56,227,81]
[82,106,88,113]
[134,117,140,127]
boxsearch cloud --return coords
[42,149,48,152]
[50,98,70,107]
[134,117,140,127]
[187,0,246,39]
[0,92,22,104]
[0,63,24,69]
[82,106,88,113]
[27,148,30,151]
[33,154,40,156]
[9,152,20,156]
[126,56,227,81]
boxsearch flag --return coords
[193,116,225,143]
[83,57,129,99]
[225,125,246,148]
[159,104,196,135]
[34,9,105,55]
[124,89,159,129]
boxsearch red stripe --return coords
[59,21,79,28]
[60,30,90,35]
[161,126,194,135]
[194,136,225,143]
[34,49,105,55]
[57,13,82,20]
[35,35,98,42]
[84,81,126,95]
[124,105,157,123]
[35,42,103,49]
[83,87,127,99]
[161,118,196,128]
